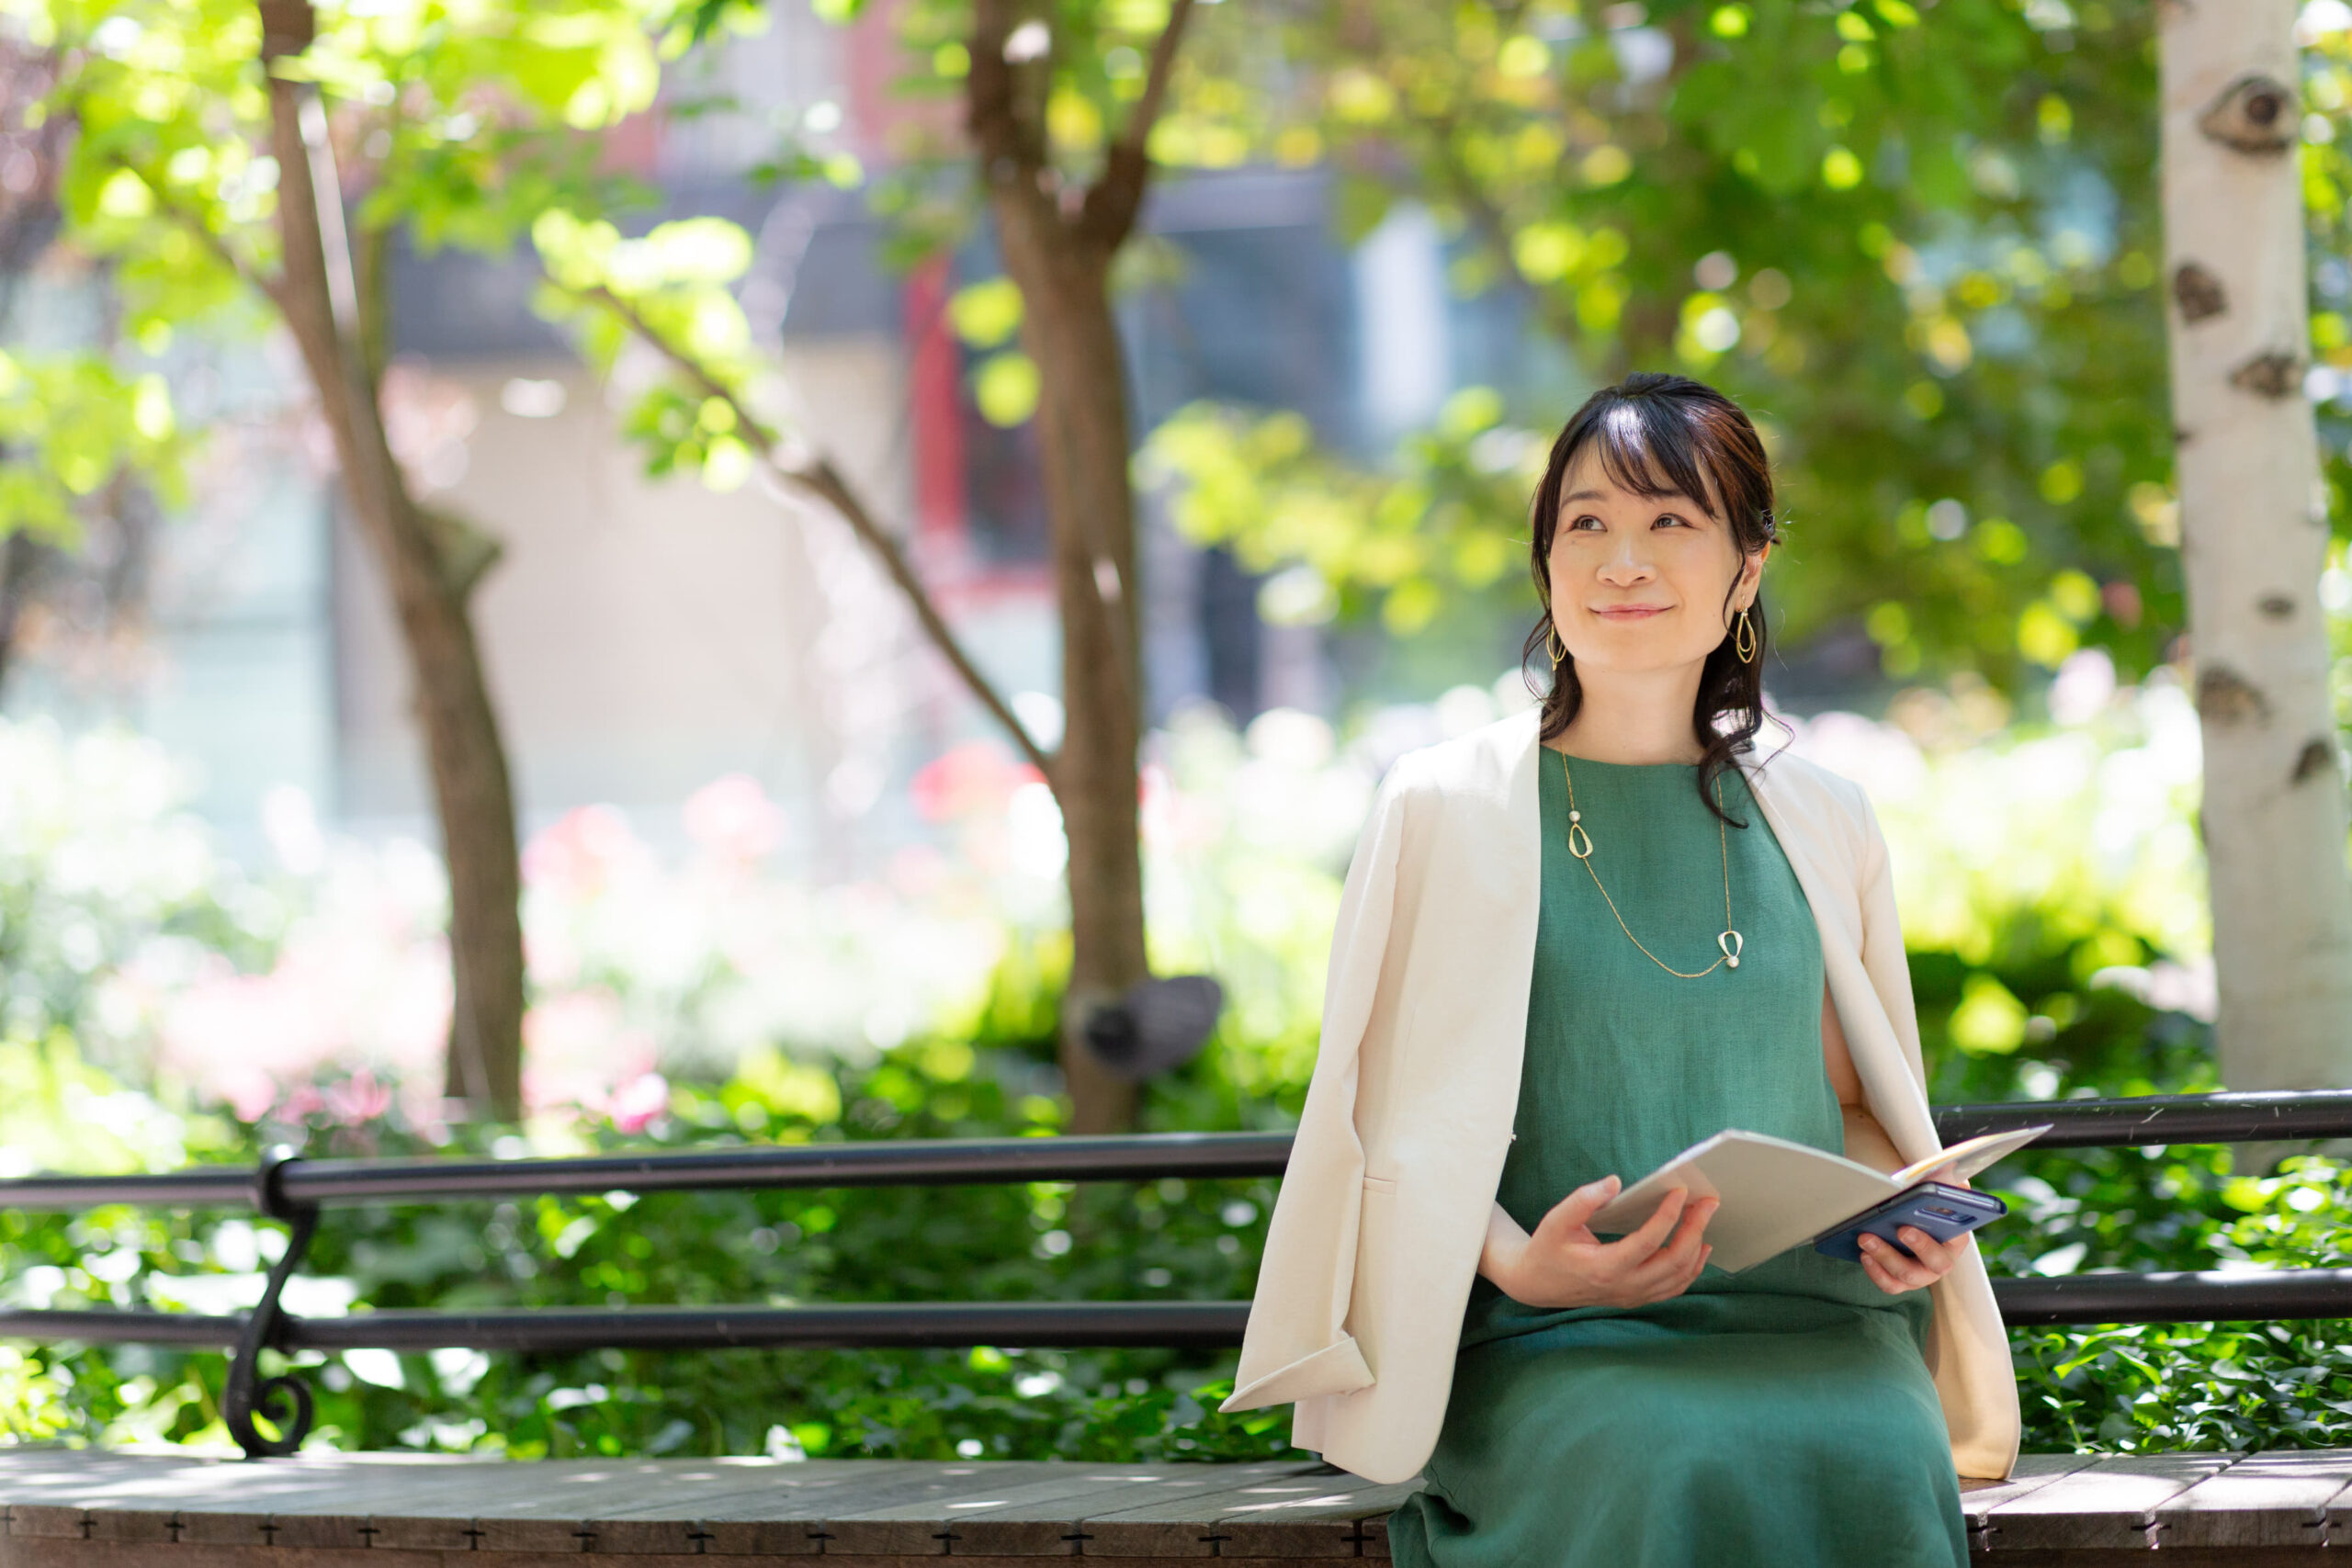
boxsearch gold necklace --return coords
[1558,748,1743,979]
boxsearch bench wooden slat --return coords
[2306,1458,2352,1548]
[311,1455,612,1551]
[842,1460,1330,1557]
[1216,1479,1425,1561]
[618,1458,984,1558]
[1080,1467,1391,1558]
[1956,1450,2101,1547]
[989,1461,1338,1558]
[571,1458,896,1556]
[559,1457,1069,1557]
[6,1449,490,1551]
[21,1447,2352,1560]
[458,1458,794,1555]
[1973,1451,2241,1551]
[187,1461,471,1551]
[786,1461,1086,1556]
[469,1458,1032,1554]
[2153,1450,2352,1550]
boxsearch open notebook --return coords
[1583,1123,2052,1272]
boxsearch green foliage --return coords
[0,1032,1296,1461]
[946,278,1024,348]
[0,350,187,540]
[531,205,774,487]
[10,0,706,552]
[28,0,674,326]
[970,351,1041,427]
[1988,1147,2352,1452]
[1127,1,2352,695]
[0,718,278,1071]
[1138,389,1543,646]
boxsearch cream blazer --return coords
[1217,704,2021,1485]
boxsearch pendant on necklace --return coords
[1566,808,1592,860]
[1719,930,1744,970]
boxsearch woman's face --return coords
[1544,445,1768,679]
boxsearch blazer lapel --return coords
[1744,755,1945,1165]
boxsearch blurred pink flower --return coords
[607,1071,670,1134]
[523,807,650,902]
[887,842,950,899]
[909,741,1043,823]
[522,987,656,1117]
[324,1069,393,1127]
[158,965,331,1121]
[157,935,448,1123]
[275,1084,324,1125]
[684,774,785,864]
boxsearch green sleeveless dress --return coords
[1382,751,1970,1568]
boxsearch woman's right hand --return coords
[1482,1176,1718,1309]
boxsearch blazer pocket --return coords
[1361,1175,1397,1194]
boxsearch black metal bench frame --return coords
[6,1088,2352,1460]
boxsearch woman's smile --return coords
[1592,604,1671,621]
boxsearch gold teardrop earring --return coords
[1548,626,1567,666]
[1734,604,1758,663]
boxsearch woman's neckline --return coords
[1539,741,1705,770]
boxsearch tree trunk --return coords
[2159,0,2352,1095]
[261,36,526,1121]
[963,0,1196,1134]
[991,200,1147,1135]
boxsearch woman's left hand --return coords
[1858,1224,1967,1293]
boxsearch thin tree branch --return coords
[355,219,391,388]
[1081,0,1196,249]
[576,283,1058,785]
[132,169,287,310]
[352,94,404,389]
[1123,0,1194,169]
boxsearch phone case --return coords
[1811,1180,2008,1263]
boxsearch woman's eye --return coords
[1566,511,1691,531]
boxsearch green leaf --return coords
[947,279,1025,350]
[972,352,1042,427]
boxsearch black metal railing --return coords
[6,1089,2352,1458]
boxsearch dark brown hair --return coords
[1520,371,1783,824]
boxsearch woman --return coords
[1216,373,2018,1565]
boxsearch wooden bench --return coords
[0,1450,1404,1564]
[13,1098,2352,1564]
[2,1449,2350,1564]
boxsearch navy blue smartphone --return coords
[1812,1180,2008,1263]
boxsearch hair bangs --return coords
[1588,400,1720,518]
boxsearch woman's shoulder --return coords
[1381,705,1542,802]
[1741,739,1865,807]
[1737,739,1881,862]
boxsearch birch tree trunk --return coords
[2159,0,2352,1092]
